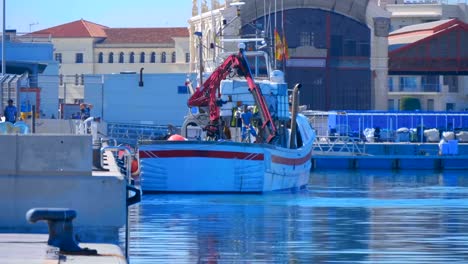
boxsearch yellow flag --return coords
[282,34,289,60]
[274,29,283,61]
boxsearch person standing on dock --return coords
[4,99,18,123]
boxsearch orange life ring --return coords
[131,158,140,177]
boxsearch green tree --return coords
[399,97,421,111]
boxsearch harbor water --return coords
[124,170,468,263]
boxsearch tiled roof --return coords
[33,19,108,38]
[102,27,189,44]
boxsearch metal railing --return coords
[0,32,52,43]
[313,136,367,155]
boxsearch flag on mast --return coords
[282,34,289,60]
[274,29,283,61]
[280,0,289,61]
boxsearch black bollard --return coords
[26,208,98,255]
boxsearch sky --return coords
[2,0,465,32]
[3,0,195,32]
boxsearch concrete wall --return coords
[0,134,92,176]
[39,64,61,118]
[87,73,193,126]
[0,174,126,242]
[0,134,127,243]
[3,42,54,61]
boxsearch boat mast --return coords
[194,31,203,87]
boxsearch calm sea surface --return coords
[123,170,468,263]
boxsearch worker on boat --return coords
[221,119,232,140]
[241,105,257,143]
[80,103,93,121]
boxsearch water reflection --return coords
[126,170,468,263]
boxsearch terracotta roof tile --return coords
[102,27,189,44]
[34,19,108,38]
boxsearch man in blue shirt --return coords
[241,105,257,142]
[4,99,18,123]
[80,103,92,121]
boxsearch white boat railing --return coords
[313,136,367,156]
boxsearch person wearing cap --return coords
[4,99,18,123]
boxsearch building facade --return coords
[33,20,190,105]
[189,0,391,111]
[189,0,467,111]
[376,0,468,111]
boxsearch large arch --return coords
[238,0,390,110]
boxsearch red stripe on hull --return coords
[139,150,264,160]
[271,151,312,166]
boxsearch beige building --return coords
[375,0,468,111]
[33,19,190,104]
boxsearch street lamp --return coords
[2,0,6,77]
[29,22,39,33]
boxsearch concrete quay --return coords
[312,142,468,170]
[0,233,126,264]
[0,134,128,242]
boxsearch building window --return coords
[358,42,370,57]
[344,40,357,56]
[151,52,156,63]
[98,52,103,63]
[446,103,455,111]
[119,52,125,63]
[299,32,314,47]
[388,99,395,111]
[178,85,189,94]
[421,75,439,92]
[108,52,114,63]
[388,77,394,92]
[330,35,343,56]
[55,53,62,63]
[75,53,84,63]
[171,52,176,63]
[444,76,458,93]
[140,52,145,63]
[427,99,434,111]
[399,77,417,91]
[185,53,190,63]
[129,52,135,63]
[161,52,167,63]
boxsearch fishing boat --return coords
[138,44,316,193]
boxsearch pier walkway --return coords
[312,141,468,170]
[0,234,126,264]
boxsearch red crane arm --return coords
[187,49,277,143]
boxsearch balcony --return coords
[389,83,441,93]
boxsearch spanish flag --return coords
[274,29,283,61]
[282,34,289,60]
